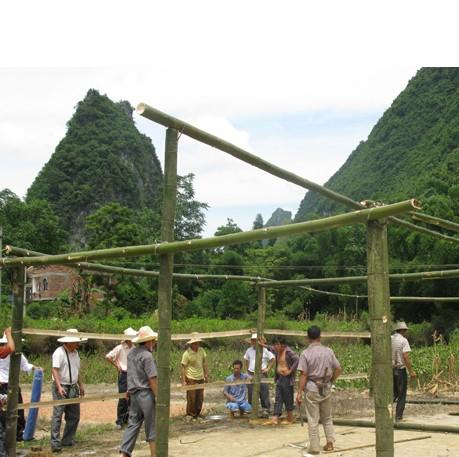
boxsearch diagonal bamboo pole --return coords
[0,200,419,268]
[156,128,178,457]
[136,103,459,246]
[5,267,25,456]
[366,219,393,457]
[411,211,459,234]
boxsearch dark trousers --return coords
[273,375,294,416]
[117,371,129,425]
[51,383,80,450]
[185,378,204,418]
[0,383,25,441]
[0,419,6,457]
[247,372,271,411]
[393,368,408,420]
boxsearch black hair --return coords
[272,336,287,345]
[307,325,321,340]
[232,359,243,368]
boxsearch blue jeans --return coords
[226,400,252,413]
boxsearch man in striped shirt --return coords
[391,321,416,422]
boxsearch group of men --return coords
[0,320,416,456]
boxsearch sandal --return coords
[323,442,334,451]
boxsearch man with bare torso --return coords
[262,336,298,425]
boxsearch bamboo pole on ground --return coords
[0,200,420,268]
[366,219,393,457]
[411,211,459,233]
[251,287,266,418]
[5,267,25,456]
[156,128,178,457]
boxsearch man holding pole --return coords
[106,327,137,429]
[296,325,341,454]
[50,329,87,453]
[391,321,416,422]
[119,326,158,457]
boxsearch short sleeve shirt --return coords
[127,345,158,393]
[0,346,11,359]
[181,347,207,380]
[243,347,275,372]
[106,342,132,372]
[298,343,340,393]
[224,373,250,402]
[391,333,411,368]
[52,346,81,384]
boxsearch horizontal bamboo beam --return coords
[22,327,371,341]
[411,212,459,234]
[391,296,459,302]
[392,217,459,244]
[260,267,459,287]
[0,200,419,268]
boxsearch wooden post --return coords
[366,219,393,457]
[5,267,25,456]
[156,128,178,457]
[251,286,266,418]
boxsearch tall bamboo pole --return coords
[411,211,459,233]
[251,287,266,418]
[156,128,178,457]
[5,267,25,456]
[0,200,419,268]
[366,219,393,457]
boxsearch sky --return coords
[1,1,458,237]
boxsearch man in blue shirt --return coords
[223,360,252,417]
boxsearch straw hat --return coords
[57,329,88,343]
[132,326,158,344]
[186,332,204,345]
[122,327,138,340]
[394,321,409,331]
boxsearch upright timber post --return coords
[156,128,178,457]
[5,267,25,456]
[251,286,266,418]
[366,219,393,457]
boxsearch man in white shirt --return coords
[106,327,137,429]
[391,321,416,422]
[243,333,275,414]
[0,339,37,441]
[51,329,87,453]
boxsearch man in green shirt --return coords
[181,333,209,421]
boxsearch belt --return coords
[61,383,78,387]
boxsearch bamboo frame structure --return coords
[5,267,25,457]
[156,128,178,456]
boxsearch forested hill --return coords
[27,89,163,245]
[296,67,459,220]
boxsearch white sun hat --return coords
[250,333,258,339]
[122,327,138,340]
[57,329,88,343]
[394,321,409,331]
[132,326,158,344]
[186,332,204,345]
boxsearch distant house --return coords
[26,265,81,301]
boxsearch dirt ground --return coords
[17,385,459,457]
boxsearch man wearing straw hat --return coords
[392,321,416,422]
[50,328,87,453]
[106,327,137,429]
[119,325,158,457]
[181,333,209,422]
